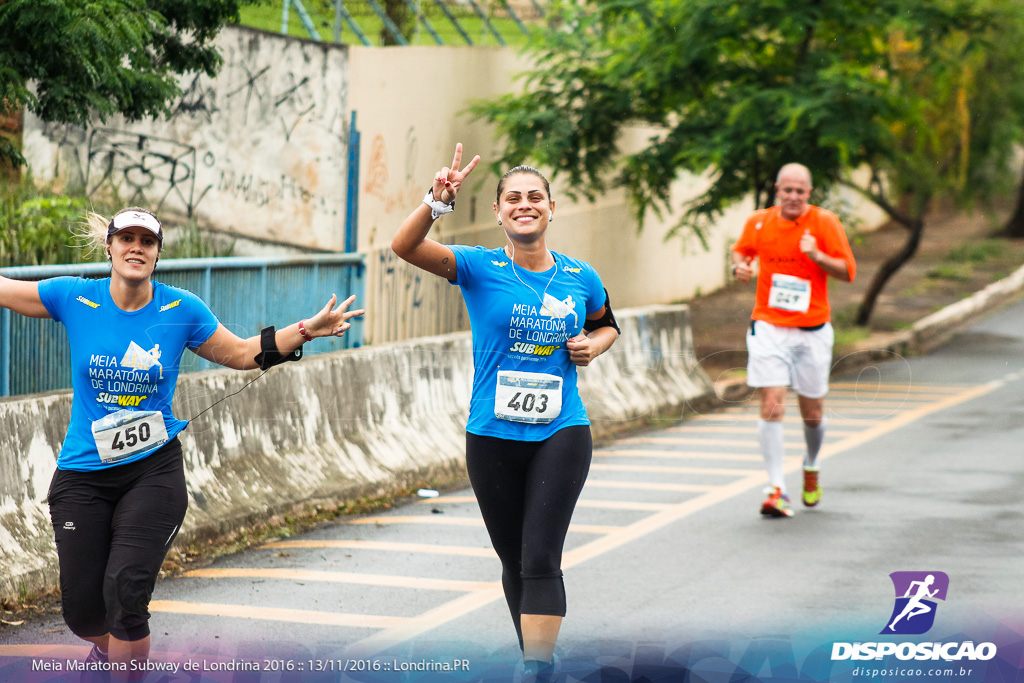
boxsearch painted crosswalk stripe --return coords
[260,540,495,557]
[182,568,497,592]
[347,516,621,534]
[148,601,408,628]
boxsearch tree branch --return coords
[838,177,917,229]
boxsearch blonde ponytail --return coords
[72,212,112,259]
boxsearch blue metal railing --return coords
[0,254,365,398]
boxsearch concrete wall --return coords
[22,26,351,250]
[20,30,889,346]
[0,305,713,604]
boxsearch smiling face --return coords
[107,226,160,282]
[493,172,555,244]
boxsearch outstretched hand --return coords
[433,143,480,204]
[305,294,365,339]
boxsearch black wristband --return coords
[254,326,302,370]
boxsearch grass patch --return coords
[834,325,871,347]
[927,263,974,281]
[944,240,1004,264]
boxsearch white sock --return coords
[804,418,827,468]
[757,419,786,494]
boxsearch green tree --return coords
[472,0,1020,325]
[0,0,251,168]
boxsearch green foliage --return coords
[0,0,254,166]
[0,179,234,266]
[470,0,1013,239]
[162,221,236,259]
[0,180,99,267]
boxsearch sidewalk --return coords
[687,203,1024,397]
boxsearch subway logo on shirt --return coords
[509,342,558,356]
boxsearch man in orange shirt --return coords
[731,163,857,518]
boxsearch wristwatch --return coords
[423,188,455,220]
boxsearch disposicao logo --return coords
[882,571,948,635]
[831,571,997,663]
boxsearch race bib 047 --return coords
[768,273,812,313]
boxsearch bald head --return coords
[776,163,813,187]
[775,163,813,221]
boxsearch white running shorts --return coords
[745,320,834,398]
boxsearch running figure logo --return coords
[881,571,949,635]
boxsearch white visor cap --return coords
[110,211,162,241]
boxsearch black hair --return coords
[496,165,551,203]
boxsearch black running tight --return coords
[465,425,592,646]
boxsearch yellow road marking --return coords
[664,425,860,435]
[691,414,867,425]
[590,463,759,476]
[422,496,673,511]
[584,480,719,492]
[351,380,1001,654]
[261,540,495,557]
[825,390,943,400]
[0,645,89,658]
[149,601,408,629]
[182,568,498,592]
[596,449,763,462]
[347,516,620,534]
[615,437,803,448]
[830,382,972,392]
[130,381,998,651]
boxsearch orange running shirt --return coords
[732,205,856,327]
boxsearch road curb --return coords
[713,262,1024,401]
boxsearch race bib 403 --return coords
[494,371,562,424]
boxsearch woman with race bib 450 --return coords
[391,144,620,681]
[0,207,363,678]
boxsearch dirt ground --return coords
[688,200,1024,380]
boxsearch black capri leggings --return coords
[465,425,592,645]
[47,437,188,642]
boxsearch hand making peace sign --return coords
[433,143,481,205]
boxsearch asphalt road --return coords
[2,298,1023,682]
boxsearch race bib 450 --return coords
[91,409,169,463]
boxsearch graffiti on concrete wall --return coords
[86,129,205,215]
[363,128,426,215]
[27,27,350,249]
[368,245,469,345]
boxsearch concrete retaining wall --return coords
[0,305,712,604]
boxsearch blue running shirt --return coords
[38,277,219,471]
[449,246,606,440]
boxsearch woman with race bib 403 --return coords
[391,145,620,681]
[0,207,363,678]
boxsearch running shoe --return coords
[802,466,821,507]
[84,644,109,664]
[760,486,794,518]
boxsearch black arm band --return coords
[583,289,621,335]
[253,326,302,370]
